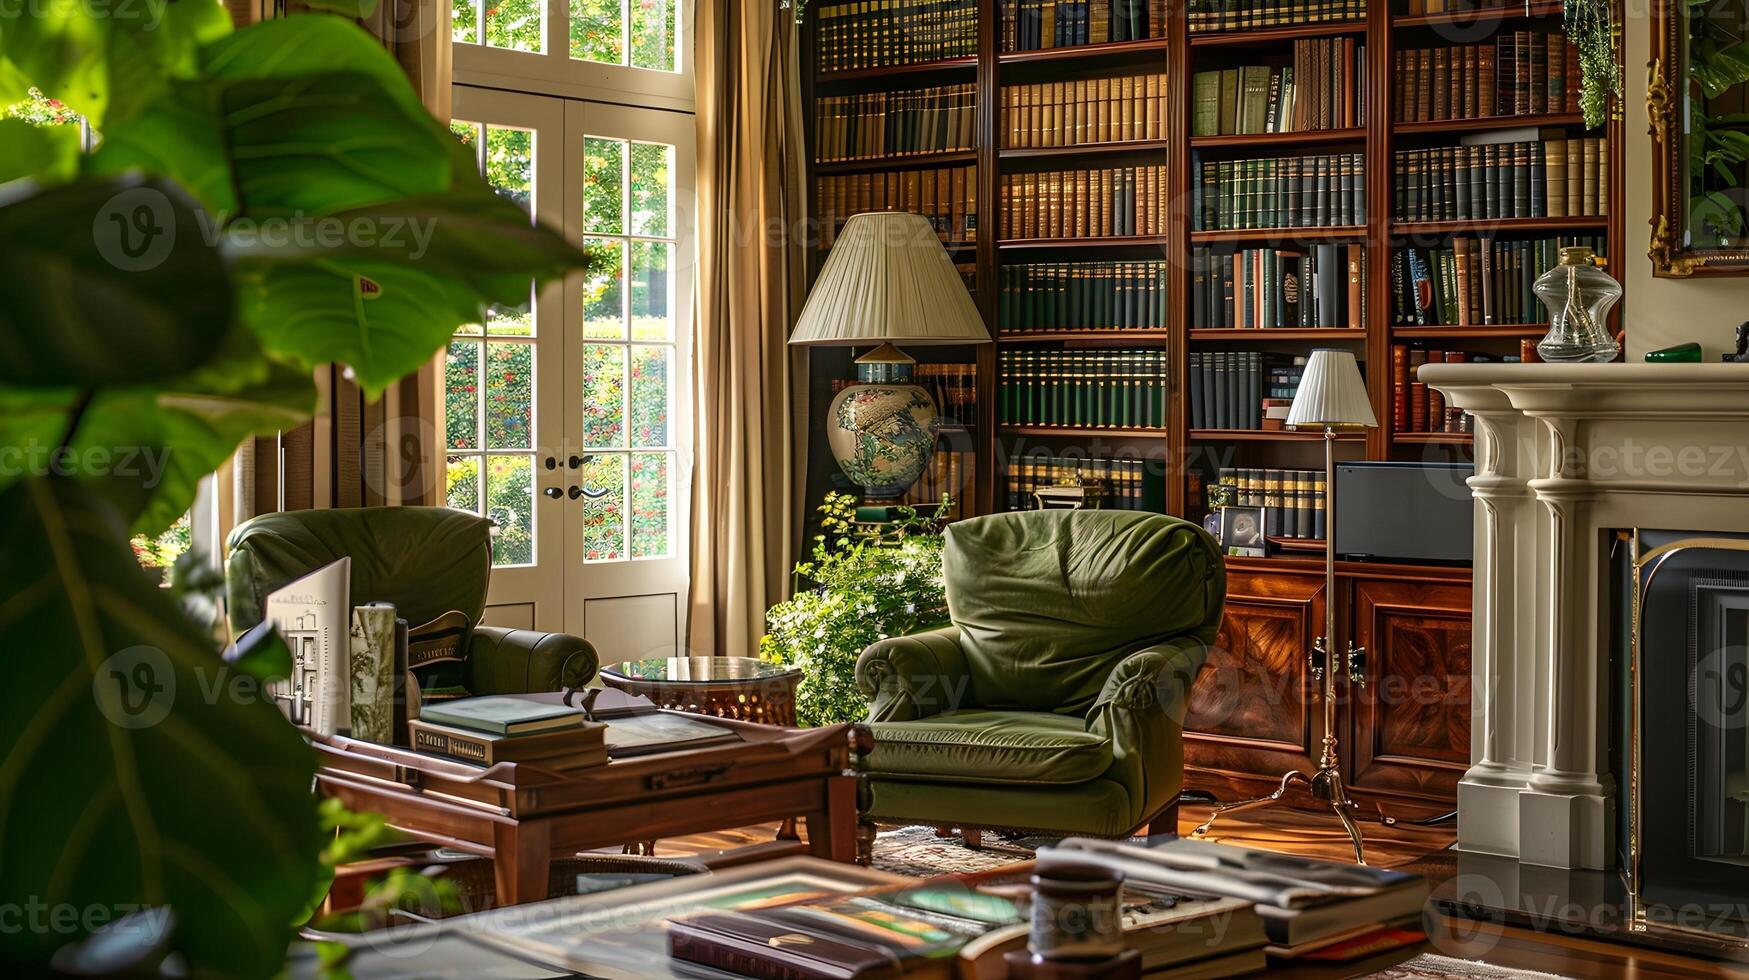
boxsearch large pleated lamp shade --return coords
[790,212,990,347]
[1287,349,1377,430]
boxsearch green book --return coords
[1218,68,1240,136]
[1237,65,1273,135]
[417,696,582,736]
[1192,70,1222,136]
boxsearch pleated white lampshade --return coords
[790,212,991,346]
[1287,349,1377,429]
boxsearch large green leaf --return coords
[93,17,453,218]
[0,477,320,977]
[0,176,233,386]
[0,341,317,534]
[235,255,493,397]
[0,118,80,185]
[0,0,230,127]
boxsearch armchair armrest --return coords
[1085,636,1211,828]
[855,626,974,723]
[465,627,598,695]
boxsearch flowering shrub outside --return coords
[761,494,951,727]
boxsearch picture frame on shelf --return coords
[1219,505,1268,558]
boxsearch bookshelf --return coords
[801,0,1624,530]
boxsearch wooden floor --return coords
[645,808,1749,979]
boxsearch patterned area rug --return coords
[1365,954,1570,979]
[869,825,1052,877]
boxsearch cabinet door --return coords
[1184,568,1324,796]
[1347,578,1472,805]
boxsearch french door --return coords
[448,85,694,665]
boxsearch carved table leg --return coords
[850,724,878,867]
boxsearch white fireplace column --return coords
[1424,364,1749,872]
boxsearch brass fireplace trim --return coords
[1628,532,1749,948]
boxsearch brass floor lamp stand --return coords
[1190,425,1374,866]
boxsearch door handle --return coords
[567,486,585,500]
[567,454,588,469]
[543,487,564,500]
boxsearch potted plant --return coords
[761,494,951,727]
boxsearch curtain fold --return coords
[688,0,809,659]
[236,0,451,516]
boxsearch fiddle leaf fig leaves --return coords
[0,478,320,978]
[0,176,232,387]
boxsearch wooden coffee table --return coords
[311,717,863,907]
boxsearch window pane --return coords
[485,0,541,52]
[629,240,671,341]
[630,0,677,72]
[581,453,627,562]
[445,341,480,450]
[446,455,481,513]
[570,0,625,65]
[583,237,625,339]
[629,344,669,448]
[581,343,626,447]
[582,137,625,235]
[629,141,671,237]
[486,455,535,565]
[486,125,534,216]
[485,342,533,449]
[487,285,534,336]
[452,0,479,43]
[630,452,669,558]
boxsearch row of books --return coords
[1192,244,1366,331]
[1003,454,1164,511]
[814,167,978,248]
[1191,38,1365,137]
[1394,32,1583,123]
[813,84,976,162]
[1392,347,1485,433]
[1394,136,1610,223]
[1193,153,1366,230]
[1188,350,1310,431]
[898,448,972,517]
[997,349,1168,429]
[997,260,1169,332]
[1000,74,1167,149]
[1390,236,1606,328]
[998,0,1166,52]
[1186,0,1366,32]
[1221,467,1327,540]
[815,0,976,73]
[1401,0,1535,14]
[999,165,1168,240]
[915,362,978,425]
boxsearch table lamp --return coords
[1192,348,1380,863]
[790,212,991,498]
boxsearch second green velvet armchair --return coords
[854,509,1223,840]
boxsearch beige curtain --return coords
[688,0,809,659]
[232,0,451,522]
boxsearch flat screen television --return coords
[1334,462,1474,565]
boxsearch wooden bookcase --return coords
[802,1,1623,815]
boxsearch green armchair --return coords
[225,506,598,695]
[854,510,1223,839]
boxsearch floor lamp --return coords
[1191,349,1379,864]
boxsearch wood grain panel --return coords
[1185,568,1323,790]
[1348,578,1473,804]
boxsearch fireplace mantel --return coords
[1422,364,1749,870]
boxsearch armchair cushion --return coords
[943,511,1223,714]
[865,710,1113,786]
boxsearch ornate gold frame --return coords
[1649,0,1749,277]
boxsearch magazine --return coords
[265,558,351,735]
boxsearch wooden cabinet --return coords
[1184,560,1470,820]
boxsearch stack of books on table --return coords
[408,696,607,771]
[1042,837,1430,961]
